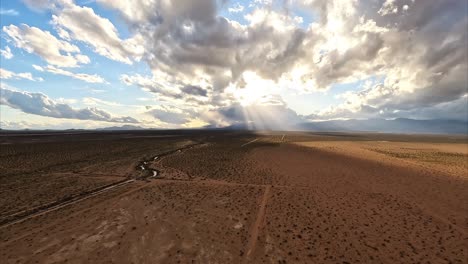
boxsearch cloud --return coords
[7,0,468,127]
[0,87,138,123]
[387,95,468,121]
[0,120,38,130]
[33,64,106,83]
[207,99,305,130]
[0,46,13,59]
[315,64,468,121]
[51,1,144,64]
[129,0,467,123]
[0,8,19,16]
[103,1,318,116]
[82,97,122,107]
[181,85,208,97]
[121,0,466,123]
[146,106,191,125]
[310,0,468,121]
[120,73,211,105]
[228,3,244,13]
[0,68,43,81]
[3,24,89,68]
[21,0,54,11]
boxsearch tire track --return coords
[0,179,135,229]
[1,181,152,246]
[241,138,259,147]
[244,184,272,262]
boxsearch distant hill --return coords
[298,118,468,135]
[96,125,148,131]
[2,119,466,134]
[203,118,467,134]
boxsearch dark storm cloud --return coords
[146,107,190,125]
[212,100,305,130]
[181,85,208,97]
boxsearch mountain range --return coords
[221,118,468,134]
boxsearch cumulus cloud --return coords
[49,1,144,64]
[111,0,466,123]
[3,24,89,68]
[33,64,106,83]
[0,68,43,81]
[0,46,13,59]
[306,0,468,121]
[6,0,468,127]
[96,1,321,116]
[120,73,212,105]
[126,0,466,123]
[17,0,144,64]
[0,87,138,123]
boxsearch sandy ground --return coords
[247,143,467,263]
[1,180,264,263]
[0,131,467,263]
[295,141,468,179]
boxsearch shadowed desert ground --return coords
[0,131,467,263]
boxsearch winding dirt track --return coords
[0,142,204,229]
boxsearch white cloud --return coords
[82,97,122,107]
[378,0,399,16]
[21,0,54,11]
[0,87,138,123]
[0,119,130,130]
[0,68,43,81]
[120,72,212,106]
[0,8,19,16]
[98,0,460,124]
[250,0,273,7]
[51,2,144,64]
[3,24,89,68]
[56,97,78,104]
[33,64,106,83]
[0,46,13,59]
[0,120,38,130]
[95,0,152,24]
[228,3,244,13]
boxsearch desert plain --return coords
[0,130,467,263]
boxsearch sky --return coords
[0,0,467,130]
